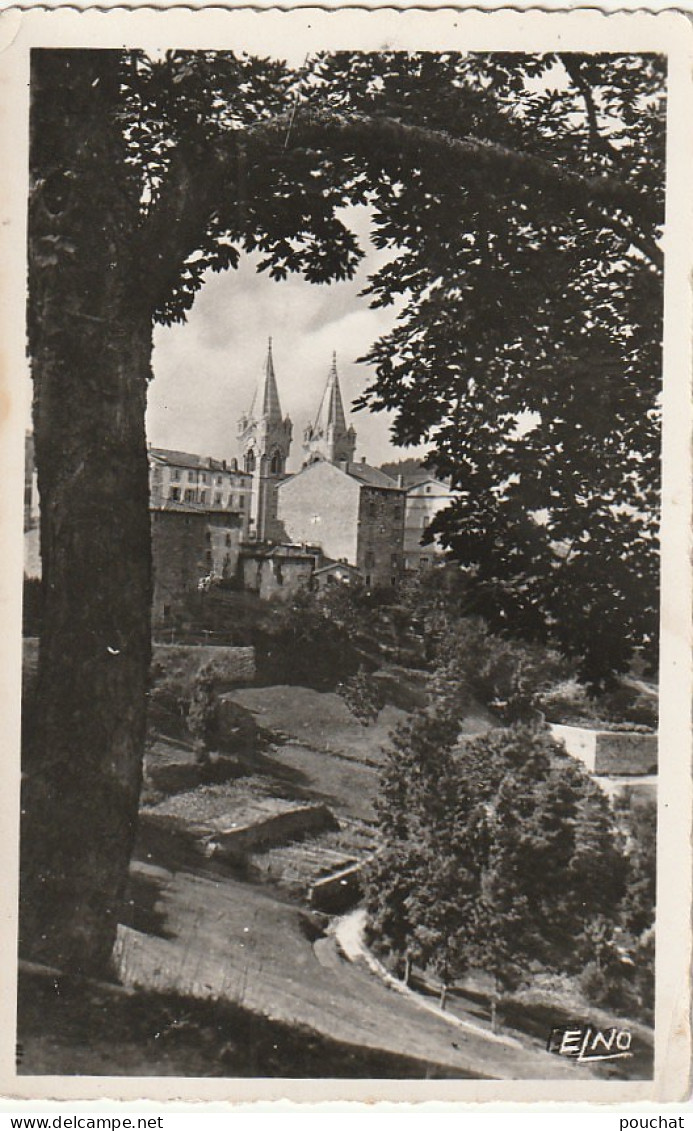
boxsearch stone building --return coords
[277,458,405,589]
[237,339,292,543]
[312,560,362,590]
[271,354,406,589]
[404,476,460,571]
[240,543,320,603]
[150,502,244,624]
[148,446,252,537]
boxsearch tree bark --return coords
[21,50,152,974]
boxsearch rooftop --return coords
[149,446,251,477]
[343,460,402,490]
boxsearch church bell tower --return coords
[237,338,292,542]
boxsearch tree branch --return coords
[138,105,663,314]
[560,54,617,160]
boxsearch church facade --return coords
[238,344,406,589]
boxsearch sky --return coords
[147,207,427,473]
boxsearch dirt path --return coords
[115,856,576,1080]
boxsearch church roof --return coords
[310,353,349,438]
[344,461,402,490]
[247,338,284,423]
[279,457,403,492]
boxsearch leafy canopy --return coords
[109,50,662,685]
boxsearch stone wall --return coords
[550,723,657,776]
[208,802,337,860]
[593,731,658,775]
[309,863,362,914]
[241,552,315,602]
[277,460,360,564]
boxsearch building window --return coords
[225,533,232,546]
[215,493,222,505]
[393,505,402,520]
[205,531,211,543]
[200,490,207,504]
[205,550,212,564]
[391,553,399,569]
[365,550,375,570]
[228,495,234,509]
[217,475,223,485]
[188,471,195,482]
[172,469,180,481]
[184,489,195,502]
[171,487,180,502]
[425,485,431,494]
[420,556,430,568]
[368,500,376,518]
[270,451,282,474]
[239,496,244,509]
[245,451,256,474]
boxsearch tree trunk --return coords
[20,50,152,975]
[439,983,448,1012]
[403,954,411,987]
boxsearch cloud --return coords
[147,212,422,470]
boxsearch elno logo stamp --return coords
[547,1024,634,1063]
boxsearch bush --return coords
[337,666,386,725]
[433,618,569,724]
[255,591,361,690]
[540,679,657,731]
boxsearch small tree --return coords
[338,665,385,725]
[187,663,219,766]
[368,718,629,1026]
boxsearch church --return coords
[238,342,406,590]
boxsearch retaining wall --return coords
[208,803,337,860]
[550,723,657,776]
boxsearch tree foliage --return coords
[348,53,664,687]
[365,715,634,1015]
[26,46,663,970]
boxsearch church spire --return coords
[303,351,357,466]
[312,351,348,439]
[248,336,283,424]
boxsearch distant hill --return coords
[378,458,436,487]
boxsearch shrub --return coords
[337,666,386,725]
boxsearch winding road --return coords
[116,854,577,1080]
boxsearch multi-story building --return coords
[403,476,460,571]
[150,504,245,624]
[148,446,252,537]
